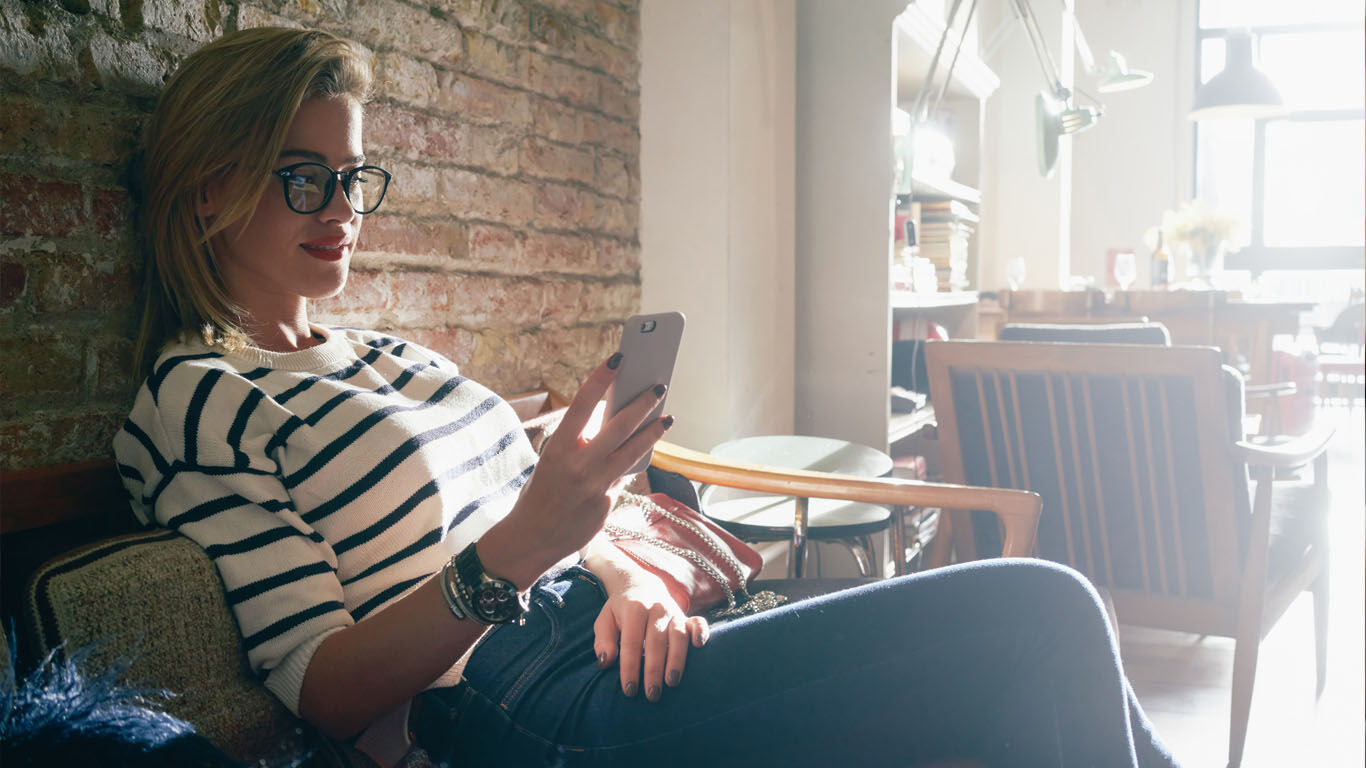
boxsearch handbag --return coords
[605,491,786,620]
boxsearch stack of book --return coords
[917,200,978,291]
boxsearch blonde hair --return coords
[134,27,372,377]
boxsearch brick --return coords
[440,170,535,227]
[524,231,594,273]
[574,33,636,81]
[531,96,583,145]
[593,0,639,50]
[0,3,81,82]
[440,274,544,327]
[520,136,594,185]
[527,51,596,108]
[435,71,532,126]
[367,101,464,161]
[142,0,226,42]
[597,195,633,239]
[400,325,476,367]
[0,97,142,166]
[583,112,637,157]
[350,0,462,68]
[526,5,577,53]
[378,160,441,215]
[358,213,468,267]
[597,74,635,121]
[91,187,133,239]
[92,334,135,399]
[460,122,521,175]
[463,28,526,83]
[595,152,630,199]
[467,223,528,272]
[0,407,127,470]
[372,51,439,109]
[1,261,28,308]
[592,236,639,275]
[313,268,390,318]
[0,331,87,407]
[86,31,175,96]
[234,4,303,30]
[31,251,139,316]
[0,174,85,238]
[533,182,593,231]
[431,0,526,38]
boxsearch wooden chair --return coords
[924,341,1334,768]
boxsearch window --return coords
[1195,0,1364,272]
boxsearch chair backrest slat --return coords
[927,342,1245,626]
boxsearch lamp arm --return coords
[1009,0,1067,99]
[1066,5,1099,75]
[909,0,969,122]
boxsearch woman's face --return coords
[210,95,365,321]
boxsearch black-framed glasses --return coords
[272,162,392,215]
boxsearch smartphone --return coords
[605,311,685,473]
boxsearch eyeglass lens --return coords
[281,164,388,214]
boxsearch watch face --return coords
[474,580,524,623]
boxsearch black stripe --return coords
[300,395,499,523]
[242,367,272,380]
[242,601,348,652]
[116,462,144,484]
[182,369,222,467]
[274,348,381,405]
[447,462,534,533]
[144,461,278,510]
[265,416,306,457]
[392,342,408,357]
[228,388,265,469]
[165,493,253,529]
[204,526,321,559]
[366,337,398,349]
[353,576,425,620]
[121,419,170,475]
[148,352,221,404]
[31,530,181,653]
[303,359,439,430]
[341,529,441,585]
[225,561,335,604]
[285,377,474,491]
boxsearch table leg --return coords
[891,505,908,577]
[790,497,809,578]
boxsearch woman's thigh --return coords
[418,559,1135,768]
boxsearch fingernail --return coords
[624,681,637,697]
[607,352,623,370]
[647,684,660,702]
[662,415,674,429]
[667,669,681,686]
[597,653,608,669]
[653,383,666,398]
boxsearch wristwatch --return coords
[451,542,529,625]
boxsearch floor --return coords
[1120,405,1365,768]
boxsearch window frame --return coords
[1193,16,1365,273]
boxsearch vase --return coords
[1177,241,1226,289]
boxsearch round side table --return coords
[701,435,894,578]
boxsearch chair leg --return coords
[1227,626,1261,768]
[845,535,877,578]
[1312,562,1331,697]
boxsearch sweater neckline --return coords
[219,325,355,371]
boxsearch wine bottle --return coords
[1150,232,1170,290]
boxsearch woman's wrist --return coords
[473,520,557,590]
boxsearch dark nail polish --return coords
[624,681,637,697]
[667,669,681,686]
[653,383,666,398]
[662,415,675,429]
[647,684,660,702]
[607,352,623,370]
[598,653,608,669]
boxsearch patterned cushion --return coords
[22,530,308,763]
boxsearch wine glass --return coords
[1112,251,1137,292]
[1006,257,1027,291]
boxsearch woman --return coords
[115,27,1181,768]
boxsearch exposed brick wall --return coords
[0,0,641,470]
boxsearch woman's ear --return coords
[195,184,217,219]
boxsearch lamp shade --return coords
[1097,51,1153,93]
[1190,31,1287,120]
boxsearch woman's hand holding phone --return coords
[478,333,679,589]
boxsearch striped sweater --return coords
[113,326,538,714]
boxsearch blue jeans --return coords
[413,559,1179,767]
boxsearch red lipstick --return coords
[300,236,350,262]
